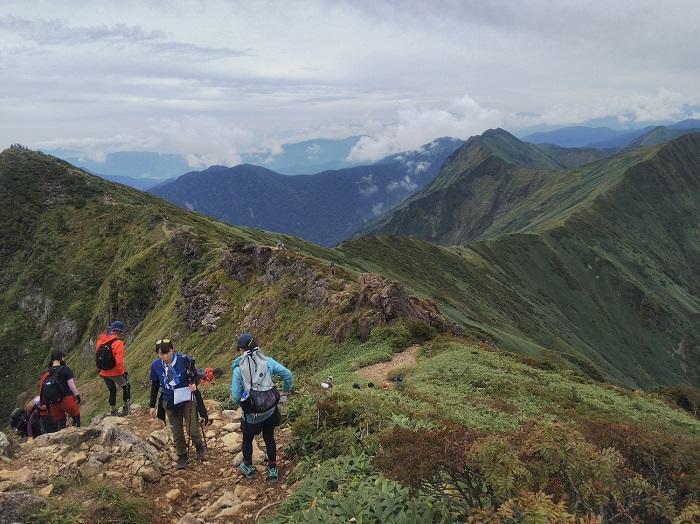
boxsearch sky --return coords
[1,0,699,167]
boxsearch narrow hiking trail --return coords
[2,401,297,524]
[356,345,420,385]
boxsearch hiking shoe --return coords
[239,463,256,478]
[196,445,205,462]
[120,404,130,416]
[267,466,279,480]
[175,454,189,470]
[110,408,119,416]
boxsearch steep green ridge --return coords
[341,134,700,388]
[360,129,643,244]
[0,147,459,417]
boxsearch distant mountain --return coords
[241,136,364,174]
[359,129,611,243]
[523,126,625,148]
[524,118,700,150]
[622,125,700,149]
[97,173,170,191]
[350,131,700,387]
[150,137,463,246]
[45,150,192,180]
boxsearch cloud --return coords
[358,174,378,196]
[371,202,384,216]
[306,143,321,159]
[387,175,417,192]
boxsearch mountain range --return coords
[356,129,700,388]
[150,137,464,246]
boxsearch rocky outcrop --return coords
[221,244,463,342]
[0,491,47,524]
[178,279,230,332]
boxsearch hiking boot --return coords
[175,454,189,470]
[110,408,119,416]
[195,444,205,462]
[120,403,130,416]
[267,466,279,480]
[239,463,256,478]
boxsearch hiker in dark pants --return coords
[231,333,293,480]
[148,339,205,470]
[95,320,130,416]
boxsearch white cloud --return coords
[371,202,384,216]
[387,175,418,192]
[358,174,378,196]
[306,143,321,159]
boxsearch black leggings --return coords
[102,375,130,406]
[241,408,280,466]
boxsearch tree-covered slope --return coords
[149,137,463,246]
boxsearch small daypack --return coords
[40,367,65,406]
[239,350,280,414]
[10,408,29,436]
[95,339,117,370]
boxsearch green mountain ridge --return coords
[351,133,700,387]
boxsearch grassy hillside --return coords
[344,134,700,388]
[2,146,699,523]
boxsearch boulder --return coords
[176,513,202,524]
[222,422,238,432]
[221,432,242,453]
[199,490,237,518]
[0,433,10,457]
[232,440,265,466]
[165,488,181,502]
[0,491,48,523]
[80,459,103,479]
[217,500,257,519]
[139,465,161,483]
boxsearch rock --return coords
[0,467,45,489]
[0,491,48,523]
[203,399,220,412]
[221,432,242,453]
[38,484,54,497]
[130,403,142,411]
[0,433,10,456]
[217,500,257,519]
[69,451,88,466]
[199,491,237,518]
[165,488,181,502]
[176,513,202,524]
[80,459,103,479]
[208,412,221,421]
[233,484,256,501]
[205,430,216,439]
[222,422,237,432]
[147,428,171,450]
[100,416,128,426]
[221,409,239,420]
[139,466,161,483]
[192,481,213,497]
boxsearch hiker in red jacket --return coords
[40,350,81,429]
[95,320,131,416]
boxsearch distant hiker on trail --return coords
[149,339,206,469]
[275,240,286,250]
[330,262,336,277]
[197,367,224,385]
[95,320,131,416]
[39,350,81,429]
[10,395,53,439]
[231,333,293,480]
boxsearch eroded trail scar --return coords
[356,344,419,383]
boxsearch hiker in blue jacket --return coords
[231,333,293,480]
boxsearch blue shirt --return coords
[149,353,194,406]
[231,353,293,424]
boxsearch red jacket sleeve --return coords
[112,340,126,374]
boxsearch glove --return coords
[75,395,82,405]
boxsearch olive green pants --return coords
[164,399,203,457]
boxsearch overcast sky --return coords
[1,0,699,166]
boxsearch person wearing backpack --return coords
[39,350,81,429]
[231,333,293,480]
[95,320,131,416]
[148,338,206,470]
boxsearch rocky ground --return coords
[0,400,297,523]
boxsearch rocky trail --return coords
[0,400,297,523]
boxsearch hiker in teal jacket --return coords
[231,333,293,480]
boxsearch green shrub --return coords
[268,455,454,523]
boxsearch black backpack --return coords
[95,339,117,370]
[10,408,29,436]
[41,367,66,406]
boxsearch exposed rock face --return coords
[221,244,463,342]
[178,279,230,332]
[17,287,78,351]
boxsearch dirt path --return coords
[356,345,420,384]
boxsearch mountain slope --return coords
[345,133,700,387]
[150,137,463,246]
